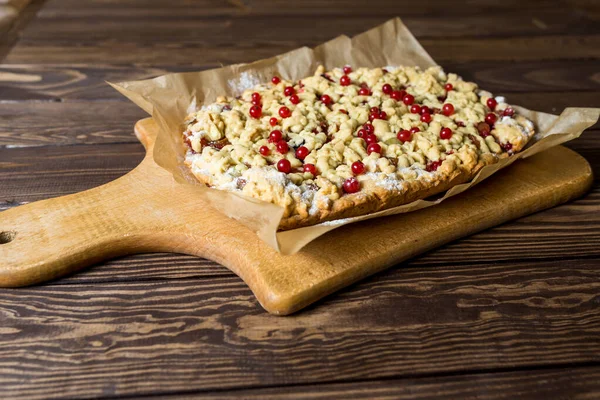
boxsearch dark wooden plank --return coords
[0,101,146,146]
[36,0,585,18]
[141,366,600,399]
[1,258,600,399]
[5,35,600,65]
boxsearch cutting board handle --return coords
[0,161,165,286]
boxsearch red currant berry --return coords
[403,94,415,105]
[351,161,365,175]
[343,65,352,75]
[269,130,283,143]
[485,113,497,125]
[420,113,432,123]
[363,123,374,134]
[321,94,332,105]
[503,143,513,152]
[391,90,403,101]
[442,103,454,116]
[251,92,261,103]
[440,127,453,140]
[277,158,291,173]
[271,76,281,85]
[290,94,300,104]
[368,113,377,122]
[279,106,291,118]
[503,108,514,117]
[365,134,378,145]
[295,146,309,160]
[487,98,497,110]
[359,87,370,96]
[367,143,382,155]
[284,86,295,96]
[420,106,430,115]
[340,75,351,86]
[303,163,317,175]
[249,105,262,119]
[379,111,387,120]
[426,161,441,172]
[251,99,261,106]
[410,127,420,133]
[259,145,270,156]
[410,104,421,114]
[382,83,393,94]
[357,128,366,138]
[340,109,348,114]
[397,130,411,142]
[269,117,278,126]
[370,107,379,114]
[276,140,289,154]
[343,177,360,193]
[445,83,453,91]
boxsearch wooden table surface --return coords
[1,1,599,399]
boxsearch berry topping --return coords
[359,87,371,96]
[279,106,291,118]
[442,103,454,116]
[391,90,403,101]
[379,111,388,120]
[251,99,261,106]
[440,127,453,140]
[420,106,431,115]
[276,140,289,154]
[403,94,415,105]
[343,65,352,74]
[487,98,497,110]
[343,177,360,193]
[410,127,420,133]
[485,113,497,125]
[303,163,317,175]
[290,94,300,104]
[251,92,261,103]
[357,128,366,138]
[445,83,453,91]
[370,107,379,114]
[284,86,295,96]
[363,123,374,134]
[269,129,283,143]
[269,117,278,126]
[271,76,281,85]
[503,107,515,117]
[420,113,432,123]
[295,146,309,160]
[351,161,365,175]
[410,104,421,114]
[365,134,378,145]
[259,145,270,156]
[320,94,332,105]
[502,142,513,152]
[340,109,348,114]
[397,129,412,142]
[382,83,393,94]
[426,161,442,172]
[477,122,491,137]
[249,105,262,119]
[367,143,382,154]
[277,158,291,173]
[340,75,351,86]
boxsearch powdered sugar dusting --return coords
[228,72,261,95]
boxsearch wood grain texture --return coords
[140,366,600,399]
[1,259,600,399]
[1,0,600,398]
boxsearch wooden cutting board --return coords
[0,118,593,315]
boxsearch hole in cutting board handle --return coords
[0,231,16,244]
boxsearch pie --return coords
[182,65,535,230]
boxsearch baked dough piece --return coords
[183,65,535,230]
